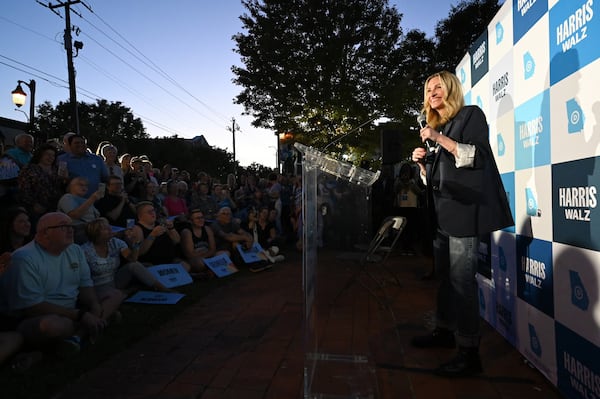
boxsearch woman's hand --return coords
[412,147,427,163]
[420,126,441,143]
[80,311,107,337]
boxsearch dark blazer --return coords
[426,105,514,237]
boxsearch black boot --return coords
[411,328,455,348]
[435,346,483,377]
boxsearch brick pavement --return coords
[56,248,563,399]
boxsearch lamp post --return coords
[11,79,38,141]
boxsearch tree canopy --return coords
[233,0,502,165]
[433,0,502,71]
[233,0,404,158]
[36,99,148,151]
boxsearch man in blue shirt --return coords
[4,133,34,167]
[58,134,108,198]
[0,213,122,353]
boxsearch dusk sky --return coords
[1,0,459,167]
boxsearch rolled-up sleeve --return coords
[454,143,476,168]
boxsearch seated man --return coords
[57,134,108,198]
[95,175,137,227]
[131,202,191,270]
[211,206,253,254]
[189,182,219,221]
[211,206,271,272]
[0,213,124,355]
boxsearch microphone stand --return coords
[321,116,380,152]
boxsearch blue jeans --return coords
[433,229,480,348]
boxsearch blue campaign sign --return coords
[552,156,600,251]
[555,322,600,399]
[549,0,599,85]
[147,263,193,288]
[236,242,266,263]
[470,31,489,86]
[513,0,548,44]
[516,236,554,318]
[514,89,551,170]
[110,225,126,233]
[203,253,238,278]
[125,291,185,305]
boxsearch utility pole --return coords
[44,0,84,134]
[227,118,240,176]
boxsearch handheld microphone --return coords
[417,114,436,151]
[417,114,427,129]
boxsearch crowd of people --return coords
[0,132,301,370]
[0,71,511,381]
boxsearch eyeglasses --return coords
[46,224,76,232]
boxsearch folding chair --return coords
[363,216,406,284]
[333,216,407,308]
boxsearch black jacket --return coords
[426,106,514,237]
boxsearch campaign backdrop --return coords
[456,1,600,397]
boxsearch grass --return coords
[0,273,240,399]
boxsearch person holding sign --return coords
[82,218,172,296]
[180,209,218,275]
[131,202,191,271]
[211,206,253,254]
[410,71,513,377]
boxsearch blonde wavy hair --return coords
[421,71,465,129]
[85,217,110,243]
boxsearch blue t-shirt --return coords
[0,241,93,316]
[58,152,108,197]
[5,147,32,167]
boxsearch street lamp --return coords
[11,79,37,141]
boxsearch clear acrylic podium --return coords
[295,143,381,398]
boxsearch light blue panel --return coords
[514,89,551,170]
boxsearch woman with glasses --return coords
[131,202,190,271]
[82,218,172,298]
[57,177,102,243]
[17,144,66,225]
[180,209,217,276]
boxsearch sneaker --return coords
[435,347,483,377]
[272,254,285,263]
[55,335,81,359]
[11,351,43,373]
[249,262,272,273]
[410,328,455,348]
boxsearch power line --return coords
[73,3,230,128]
[5,1,244,145]
[80,3,231,122]
[78,29,226,130]
[0,54,67,88]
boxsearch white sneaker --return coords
[272,254,285,263]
